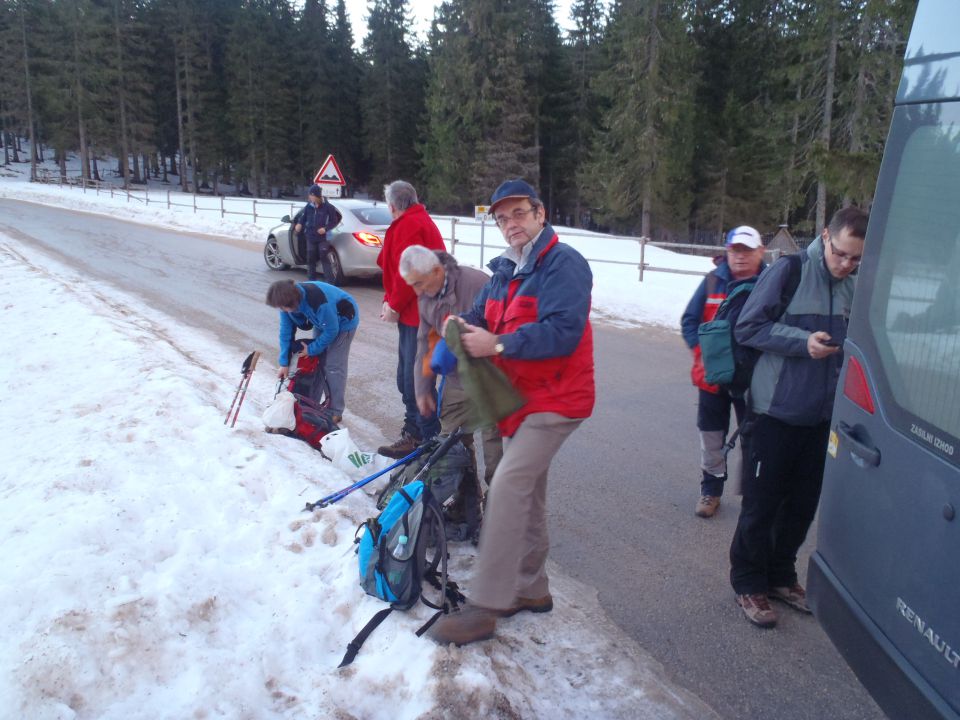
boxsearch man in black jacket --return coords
[294,184,340,282]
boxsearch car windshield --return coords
[350,206,392,226]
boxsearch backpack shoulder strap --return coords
[705,270,719,297]
[780,253,805,308]
[338,607,393,668]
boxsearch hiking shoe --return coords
[498,594,554,618]
[695,495,721,518]
[736,593,778,628]
[377,432,419,459]
[770,583,812,614]
[427,605,497,646]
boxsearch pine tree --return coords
[419,0,481,210]
[360,0,426,192]
[582,0,696,236]
[566,0,605,226]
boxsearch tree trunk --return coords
[18,0,37,181]
[816,7,838,232]
[844,3,872,208]
[72,2,90,182]
[174,46,189,192]
[184,49,199,194]
[113,0,131,188]
[783,84,802,224]
[640,1,660,241]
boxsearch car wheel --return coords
[264,237,288,270]
[325,248,345,286]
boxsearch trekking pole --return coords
[305,444,429,511]
[225,351,261,428]
[225,351,258,424]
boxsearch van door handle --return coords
[837,421,881,467]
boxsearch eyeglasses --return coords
[494,207,537,228]
[828,237,862,264]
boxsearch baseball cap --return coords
[490,179,539,212]
[725,225,763,249]
[308,184,323,198]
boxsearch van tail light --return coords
[353,232,382,247]
[843,356,875,414]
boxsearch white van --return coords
[807,1,960,719]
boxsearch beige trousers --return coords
[468,412,583,610]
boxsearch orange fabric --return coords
[421,328,441,377]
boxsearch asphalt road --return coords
[1,198,886,720]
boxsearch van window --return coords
[871,107,960,453]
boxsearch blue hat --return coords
[429,339,458,377]
[308,184,324,198]
[490,179,539,211]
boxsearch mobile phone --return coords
[822,339,841,347]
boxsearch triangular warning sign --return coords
[313,155,346,186]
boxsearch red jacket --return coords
[377,204,446,327]
[462,225,595,437]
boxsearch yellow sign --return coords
[827,429,839,458]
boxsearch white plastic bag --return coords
[320,428,393,475]
[262,391,297,431]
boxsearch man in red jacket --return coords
[427,178,595,646]
[376,180,446,457]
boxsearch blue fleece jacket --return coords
[277,282,359,367]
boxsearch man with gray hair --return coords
[399,245,503,530]
[376,180,446,458]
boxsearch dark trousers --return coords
[729,414,830,595]
[397,323,440,441]
[306,238,333,282]
[697,388,746,496]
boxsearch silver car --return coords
[263,197,391,284]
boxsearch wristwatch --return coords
[494,341,505,355]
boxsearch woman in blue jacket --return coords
[265,279,359,422]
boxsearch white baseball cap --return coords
[725,226,763,249]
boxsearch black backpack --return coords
[698,253,804,397]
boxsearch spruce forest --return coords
[0,0,916,240]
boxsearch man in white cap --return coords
[680,226,765,518]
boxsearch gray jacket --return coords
[736,237,858,426]
[414,252,491,398]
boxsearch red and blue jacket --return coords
[461,224,595,437]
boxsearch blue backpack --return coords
[340,434,466,667]
[357,480,440,609]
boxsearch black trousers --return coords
[729,414,830,595]
[306,238,334,282]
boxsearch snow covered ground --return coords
[0,155,719,719]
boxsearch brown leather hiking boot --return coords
[498,594,554,618]
[427,605,497,646]
[377,431,419,459]
[736,593,778,628]
[695,495,721,518]
[769,583,812,614]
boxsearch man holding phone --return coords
[727,207,868,628]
